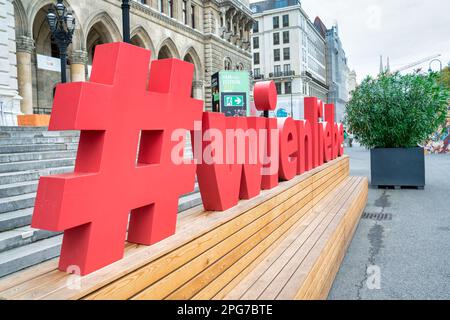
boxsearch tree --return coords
[438,66,450,91]
[345,72,449,149]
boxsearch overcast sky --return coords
[250,0,450,82]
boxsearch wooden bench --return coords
[223,176,367,300]
[0,155,368,300]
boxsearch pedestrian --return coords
[348,131,354,148]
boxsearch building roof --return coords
[250,0,300,14]
[313,16,328,38]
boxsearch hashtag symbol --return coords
[31,43,203,275]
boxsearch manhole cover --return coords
[362,212,393,221]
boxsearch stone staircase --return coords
[0,127,201,278]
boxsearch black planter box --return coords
[370,147,425,188]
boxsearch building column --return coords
[70,50,87,82]
[243,20,252,51]
[192,80,203,100]
[0,0,22,125]
[172,0,181,20]
[186,0,192,27]
[16,36,34,115]
[163,0,170,16]
[230,10,238,44]
[218,7,228,39]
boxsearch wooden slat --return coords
[254,178,361,300]
[131,187,314,300]
[223,176,361,300]
[276,179,365,300]
[286,178,367,300]
[163,160,350,299]
[210,169,352,299]
[229,177,367,300]
[0,259,58,293]
[309,185,368,300]
[0,243,140,300]
[194,167,348,300]
[295,181,367,300]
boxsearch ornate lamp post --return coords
[46,0,76,83]
[428,59,443,73]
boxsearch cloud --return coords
[250,0,450,81]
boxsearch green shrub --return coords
[345,72,449,148]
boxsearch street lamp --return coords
[122,0,131,43]
[46,0,76,83]
[428,59,443,73]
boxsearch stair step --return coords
[0,235,62,278]
[0,126,48,132]
[0,192,202,254]
[38,131,80,138]
[0,136,79,146]
[0,190,202,278]
[178,191,202,212]
[0,158,76,174]
[0,166,74,185]
[0,144,71,154]
[0,181,37,198]
[0,131,79,139]
[0,193,36,214]
[0,150,77,164]
[66,143,78,150]
[0,226,59,253]
[0,208,33,232]
[0,188,201,233]
[187,183,199,196]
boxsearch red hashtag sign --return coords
[31,43,203,275]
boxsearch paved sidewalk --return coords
[328,146,450,300]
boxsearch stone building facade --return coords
[314,18,350,123]
[250,0,328,120]
[347,69,357,97]
[11,0,253,115]
[0,0,21,125]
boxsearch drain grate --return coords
[362,212,393,221]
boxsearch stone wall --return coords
[0,0,21,125]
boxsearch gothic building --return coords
[7,0,254,116]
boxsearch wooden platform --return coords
[0,155,368,300]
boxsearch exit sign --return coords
[224,95,244,107]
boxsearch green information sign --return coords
[211,71,250,117]
[224,95,245,107]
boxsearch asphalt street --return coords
[328,146,450,300]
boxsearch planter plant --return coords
[345,71,449,188]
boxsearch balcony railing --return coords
[302,71,329,90]
[268,70,296,78]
